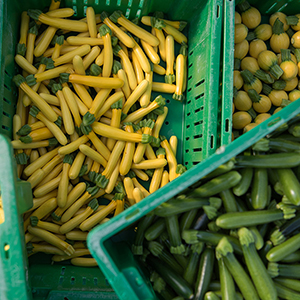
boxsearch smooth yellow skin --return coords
[169,136,178,157]
[19,82,58,123]
[36,112,67,145]
[29,150,40,164]
[39,93,60,106]
[87,131,111,161]
[57,163,71,208]
[122,100,161,123]
[291,31,300,48]
[28,192,58,213]
[243,123,258,133]
[28,225,75,256]
[160,170,169,188]
[15,54,38,74]
[79,201,117,231]
[119,125,135,176]
[59,135,89,156]
[174,54,185,98]
[131,169,149,182]
[114,199,124,216]
[23,197,57,231]
[235,39,249,60]
[30,243,65,256]
[117,14,159,46]
[105,159,121,194]
[16,89,26,126]
[13,114,22,141]
[86,7,97,38]
[19,11,30,45]
[280,61,298,81]
[60,207,95,234]
[289,89,300,102]
[130,178,148,199]
[154,28,166,62]
[165,35,175,77]
[123,177,135,206]
[161,139,177,182]
[149,153,165,194]
[254,113,271,124]
[132,39,151,73]
[38,13,88,32]
[69,73,123,89]
[153,64,166,75]
[141,39,160,65]
[11,140,52,149]
[28,169,45,189]
[268,89,287,106]
[152,106,168,139]
[22,62,46,106]
[140,71,153,108]
[117,49,137,90]
[117,69,131,100]
[102,140,126,178]
[152,82,176,93]
[131,51,145,84]
[35,219,61,234]
[92,122,143,143]
[132,187,145,203]
[62,86,82,127]
[234,90,252,111]
[240,57,259,74]
[37,162,63,188]
[53,44,91,67]
[24,147,59,177]
[285,76,298,91]
[71,258,98,267]
[52,248,91,262]
[73,55,86,75]
[46,8,75,18]
[87,88,111,117]
[61,191,91,223]
[123,79,149,114]
[33,174,62,198]
[69,151,86,180]
[34,27,58,57]
[232,111,252,130]
[252,95,272,113]
[269,12,289,31]
[79,144,108,168]
[234,24,248,44]
[133,127,152,164]
[106,109,123,151]
[255,24,272,41]
[103,17,135,48]
[83,46,101,70]
[270,33,290,54]
[56,90,74,135]
[95,49,104,66]
[53,182,87,219]
[102,33,113,78]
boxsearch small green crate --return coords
[0,0,226,299]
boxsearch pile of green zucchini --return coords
[132,115,300,300]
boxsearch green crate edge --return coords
[88,101,300,300]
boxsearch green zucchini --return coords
[251,168,268,210]
[216,237,260,300]
[194,248,215,300]
[238,227,278,300]
[235,152,300,168]
[147,255,194,299]
[232,168,253,196]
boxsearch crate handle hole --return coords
[210,135,214,149]
[165,121,169,125]
[225,118,230,132]
[4,244,9,259]
[166,99,170,103]
[267,117,281,127]
[195,79,205,87]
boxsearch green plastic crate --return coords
[0,0,225,299]
[87,1,300,299]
